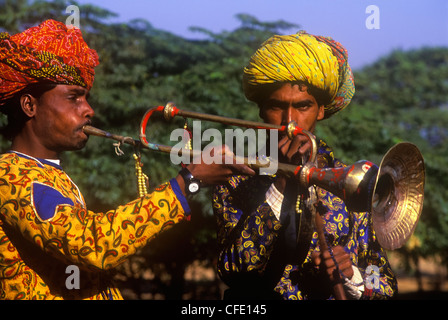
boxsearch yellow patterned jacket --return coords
[0,151,190,300]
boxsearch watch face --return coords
[188,182,200,194]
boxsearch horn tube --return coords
[83,103,425,251]
[139,102,317,165]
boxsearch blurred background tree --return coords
[0,0,447,299]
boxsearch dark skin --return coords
[259,82,354,281]
[11,84,255,197]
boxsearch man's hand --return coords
[175,145,256,196]
[312,245,354,283]
[274,134,313,193]
[278,134,312,165]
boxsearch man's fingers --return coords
[228,163,256,176]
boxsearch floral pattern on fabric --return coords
[0,152,189,300]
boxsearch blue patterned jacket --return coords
[213,139,397,300]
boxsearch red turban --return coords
[0,19,99,106]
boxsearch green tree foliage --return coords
[1,0,446,298]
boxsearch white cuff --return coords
[343,266,365,300]
[265,183,284,220]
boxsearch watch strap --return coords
[179,167,201,195]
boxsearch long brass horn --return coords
[83,103,425,250]
[84,102,316,173]
[138,102,317,166]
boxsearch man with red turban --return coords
[0,20,253,300]
[0,20,98,103]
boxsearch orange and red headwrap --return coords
[0,19,99,106]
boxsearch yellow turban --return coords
[243,31,355,119]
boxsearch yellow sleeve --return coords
[2,177,190,271]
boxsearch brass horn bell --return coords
[299,142,425,250]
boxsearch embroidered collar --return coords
[8,151,63,170]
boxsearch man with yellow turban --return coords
[0,20,253,300]
[213,31,397,300]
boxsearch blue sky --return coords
[75,0,448,70]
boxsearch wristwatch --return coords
[179,167,201,195]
